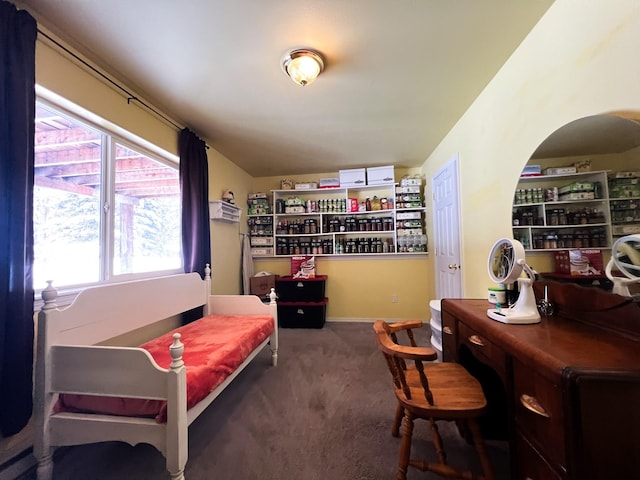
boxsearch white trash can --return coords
[429,299,443,361]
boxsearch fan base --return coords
[487,308,541,324]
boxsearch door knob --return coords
[448,264,459,270]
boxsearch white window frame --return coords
[34,86,183,308]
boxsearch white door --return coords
[432,154,463,299]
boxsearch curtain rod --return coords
[36,27,209,149]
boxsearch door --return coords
[432,153,463,299]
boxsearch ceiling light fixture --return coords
[281,48,324,87]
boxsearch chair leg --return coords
[429,417,448,465]
[392,403,404,437]
[467,418,495,480]
[397,412,414,480]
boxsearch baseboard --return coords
[326,317,428,323]
[0,449,35,480]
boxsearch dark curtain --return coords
[179,128,211,323]
[0,2,37,437]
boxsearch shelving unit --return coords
[609,174,640,238]
[247,180,427,258]
[209,200,241,223]
[511,171,611,251]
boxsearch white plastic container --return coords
[429,299,442,361]
[488,287,506,305]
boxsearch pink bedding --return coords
[55,314,274,423]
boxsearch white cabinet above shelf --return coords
[209,200,241,223]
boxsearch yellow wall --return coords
[36,39,177,154]
[250,169,432,321]
[207,148,253,294]
[421,0,640,298]
[36,36,255,296]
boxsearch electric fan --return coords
[605,234,640,297]
[487,238,541,324]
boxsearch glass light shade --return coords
[282,49,324,86]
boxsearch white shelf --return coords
[512,170,611,250]
[249,183,427,257]
[209,200,241,223]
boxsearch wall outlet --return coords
[391,294,398,303]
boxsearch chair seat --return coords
[398,362,487,420]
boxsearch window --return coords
[33,100,182,290]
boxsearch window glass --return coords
[113,143,181,275]
[33,101,182,290]
[33,104,102,287]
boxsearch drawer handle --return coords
[443,326,453,335]
[468,334,484,347]
[520,394,550,418]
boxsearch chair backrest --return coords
[373,320,437,406]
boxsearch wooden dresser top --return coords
[441,282,640,379]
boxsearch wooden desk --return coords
[441,282,640,480]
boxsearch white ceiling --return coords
[18,0,557,177]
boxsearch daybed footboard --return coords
[35,336,188,480]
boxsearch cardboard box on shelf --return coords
[544,166,577,176]
[520,165,542,177]
[249,274,279,296]
[319,178,340,188]
[366,165,395,185]
[574,159,592,172]
[294,182,318,190]
[554,250,603,276]
[339,168,366,187]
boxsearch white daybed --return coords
[33,267,278,480]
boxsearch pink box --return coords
[348,198,359,212]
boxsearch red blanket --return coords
[55,314,274,423]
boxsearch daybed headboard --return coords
[40,272,209,346]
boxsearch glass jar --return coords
[533,234,544,249]
[544,233,558,249]
[558,209,567,225]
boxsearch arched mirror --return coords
[513,113,640,285]
[605,234,640,297]
[487,238,540,324]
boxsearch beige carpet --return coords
[20,322,509,479]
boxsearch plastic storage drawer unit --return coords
[275,275,327,302]
[278,298,328,328]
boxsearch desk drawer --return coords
[441,310,457,362]
[458,321,505,377]
[512,357,565,471]
[514,430,563,480]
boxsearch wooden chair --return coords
[373,320,495,480]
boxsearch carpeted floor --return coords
[20,322,510,479]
